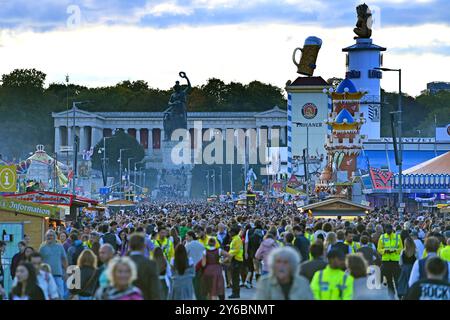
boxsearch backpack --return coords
[418,256,449,280]
[71,245,85,265]
[248,228,264,254]
[102,232,118,251]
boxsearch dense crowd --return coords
[157,169,188,199]
[0,201,449,300]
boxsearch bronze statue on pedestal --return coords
[163,72,191,141]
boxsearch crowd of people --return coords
[0,201,449,300]
[157,168,188,199]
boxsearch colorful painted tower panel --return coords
[343,38,386,140]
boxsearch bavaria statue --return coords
[163,71,192,141]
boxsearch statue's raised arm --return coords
[179,71,192,94]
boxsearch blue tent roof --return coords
[336,78,357,93]
[357,150,447,173]
[335,109,354,124]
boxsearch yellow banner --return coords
[0,165,17,192]
[286,186,303,195]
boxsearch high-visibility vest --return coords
[155,237,174,261]
[305,232,314,243]
[345,241,361,254]
[377,233,403,262]
[310,266,353,300]
[439,245,450,262]
[201,236,220,249]
[229,235,244,262]
[422,243,445,259]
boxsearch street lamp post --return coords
[210,169,216,195]
[127,157,135,189]
[230,164,233,195]
[71,101,91,196]
[139,167,145,187]
[204,170,210,197]
[218,166,223,195]
[127,157,136,200]
[100,136,113,187]
[118,148,129,199]
[376,67,403,218]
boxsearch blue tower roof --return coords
[335,109,354,124]
[342,38,386,52]
[336,78,357,93]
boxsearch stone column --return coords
[160,129,165,148]
[79,126,87,152]
[54,126,61,153]
[136,129,141,144]
[93,127,103,148]
[148,128,153,150]
[68,126,74,149]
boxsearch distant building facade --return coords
[52,106,288,168]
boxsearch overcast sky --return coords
[0,0,449,96]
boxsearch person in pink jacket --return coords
[255,233,279,275]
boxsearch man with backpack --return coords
[293,224,311,262]
[405,256,450,300]
[245,220,264,288]
[67,232,86,266]
[409,236,450,287]
[100,221,122,252]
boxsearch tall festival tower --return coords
[342,3,386,140]
[316,78,366,198]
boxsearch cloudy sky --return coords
[0,0,449,96]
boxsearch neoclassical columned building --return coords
[52,106,288,161]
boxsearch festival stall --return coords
[3,191,99,222]
[0,196,59,249]
[361,151,450,211]
[0,196,60,297]
[299,197,372,220]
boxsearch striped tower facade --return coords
[287,93,293,175]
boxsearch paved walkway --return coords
[226,284,256,300]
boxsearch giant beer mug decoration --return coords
[292,36,322,76]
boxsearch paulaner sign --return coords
[0,196,57,218]
[295,123,323,127]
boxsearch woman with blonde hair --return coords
[95,256,143,300]
[69,249,98,300]
[324,232,337,254]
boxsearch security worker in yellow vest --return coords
[377,224,403,298]
[344,229,361,254]
[227,225,243,299]
[305,227,315,244]
[310,249,353,300]
[441,239,450,262]
[154,227,175,262]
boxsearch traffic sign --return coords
[99,187,110,195]
[0,165,17,192]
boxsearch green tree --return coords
[2,68,46,91]
[91,129,145,178]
